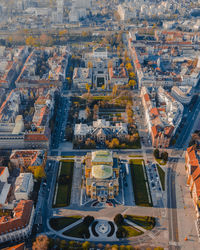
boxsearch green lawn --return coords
[49,216,82,231]
[53,160,74,208]
[63,222,90,239]
[129,159,152,207]
[124,215,155,230]
[157,165,165,191]
[122,224,143,237]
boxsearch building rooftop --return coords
[0,200,33,235]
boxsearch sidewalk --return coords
[175,157,200,250]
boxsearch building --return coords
[185,146,200,218]
[0,167,11,205]
[10,150,44,169]
[3,242,25,250]
[15,48,68,88]
[171,86,193,104]
[73,67,92,89]
[141,86,183,148]
[74,119,128,143]
[84,151,119,201]
[0,46,28,89]
[109,65,129,86]
[0,200,34,244]
[128,38,200,89]
[14,173,33,200]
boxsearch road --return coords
[175,95,200,149]
[167,161,180,250]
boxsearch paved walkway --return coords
[89,220,118,242]
[59,219,83,233]
[70,158,82,206]
[175,157,200,250]
[124,219,147,233]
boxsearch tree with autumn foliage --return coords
[32,235,49,250]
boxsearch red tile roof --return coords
[151,126,158,137]
[150,107,159,116]
[187,146,199,167]
[4,242,25,250]
[0,167,6,176]
[0,200,33,235]
[144,93,150,102]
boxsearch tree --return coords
[83,215,94,226]
[109,138,120,149]
[116,227,127,238]
[161,151,168,162]
[125,63,133,72]
[85,83,91,94]
[25,36,37,47]
[32,235,49,250]
[60,240,67,249]
[128,80,136,88]
[85,106,91,119]
[88,61,93,68]
[129,72,136,79]
[82,241,90,250]
[112,85,118,97]
[34,166,46,179]
[154,149,160,159]
[114,214,124,226]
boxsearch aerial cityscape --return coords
[0,0,200,249]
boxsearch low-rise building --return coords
[10,150,44,169]
[73,67,92,89]
[109,66,129,86]
[141,86,183,148]
[185,146,200,218]
[171,86,193,104]
[0,167,11,205]
[0,200,34,244]
[15,48,68,88]
[74,119,128,143]
[14,173,33,200]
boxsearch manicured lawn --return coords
[157,165,165,191]
[124,215,155,230]
[63,222,90,239]
[122,224,143,237]
[49,216,82,231]
[129,159,152,207]
[53,160,74,208]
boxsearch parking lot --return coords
[146,162,164,207]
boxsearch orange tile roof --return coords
[4,242,25,250]
[194,178,200,198]
[0,166,6,176]
[150,107,159,116]
[0,200,33,235]
[187,146,199,167]
[151,126,158,137]
[164,126,174,136]
[144,93,150,102]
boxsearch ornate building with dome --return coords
[84,150,119,202]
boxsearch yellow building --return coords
[85,150,119,201]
